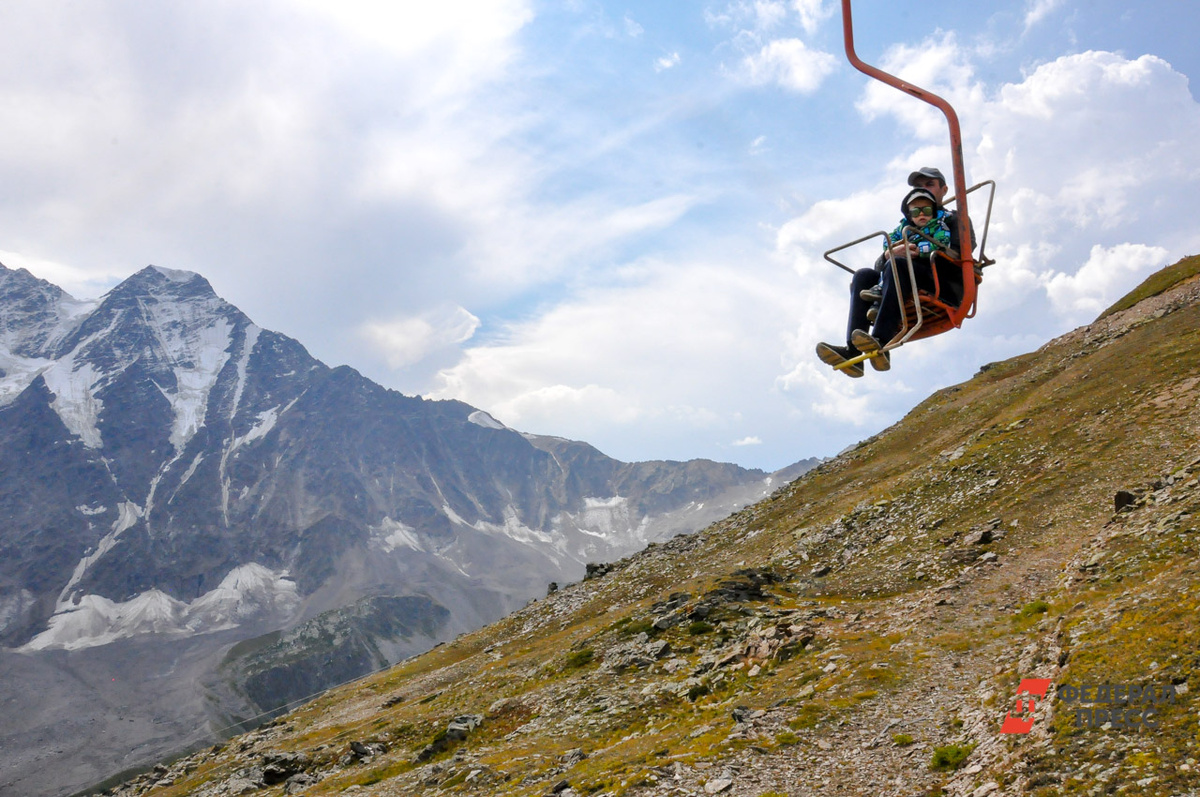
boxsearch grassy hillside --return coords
[106,260,1200,797]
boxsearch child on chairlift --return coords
[860,187,953,320]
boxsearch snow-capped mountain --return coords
[0,261,814,796]
[0,262,796,651]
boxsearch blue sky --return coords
[2,0,1200,472]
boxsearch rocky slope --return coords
[96,255,1200,797]
[0,263,814,797]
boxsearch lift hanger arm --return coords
[839,0,973,262]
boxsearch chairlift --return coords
[820,1,997,372]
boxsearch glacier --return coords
[25,564,300,651]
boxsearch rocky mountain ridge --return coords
[0,262,814,797]
[93,255,1200,797]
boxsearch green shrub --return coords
[622,619,655,637]
[564,648,595,669]
[1017,600,1050,619]
[892,733,914,746]
[930,743,975,771]
[688,621,715,635]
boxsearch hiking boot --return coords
[869,350,891,371]
[859,285,883,302]
[850,329,882,354]
[815,342,864,378]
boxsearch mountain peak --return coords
[0,260,92,359]
[118,264,217,300]
[147,265,199,283]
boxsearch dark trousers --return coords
[845,267,879,347]
[872,255,937,345]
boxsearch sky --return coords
[2,0,1199,473]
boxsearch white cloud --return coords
[791,0,833,35]
[360,306,481,369]
[707,0,828,33]
[429,257,804,458]
[1043,243,1168,318]
[738,38,837,93]
[624,15,644,38]
[775,359,873,426]
[1023,0,1065,31]
[706,1,787,32]
[656,52,681,72]
[292,0,532,97]
[856,34,985,141]
[0,249,123,299]
[733,436,762,446]
[754,1,789,30]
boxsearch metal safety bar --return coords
[943,179,997,268]
[823,230,893,274]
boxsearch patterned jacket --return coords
[885,210,952,254]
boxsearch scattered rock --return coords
[261,752,312,785]
[445,715,483,741]
[284,773,318,794]
[416,716,478,761]
[560,748,588,766]
[964,528,993,545]
[584,562,612,580]
[652,613,682,632]
[704,777,733,794]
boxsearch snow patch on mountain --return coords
[472,505,559,550]
[370,518,424,553]
[150,265,198,283]
[186,564,302,628]
[468,410,507,430]
[57,501,144,609]
[40,357,105,447]
[228,325,262,420]
[25,564,300,651]
[576,496,633,537]
[235,406,280,449]
[156,317,233,451]
[0,351,53,405]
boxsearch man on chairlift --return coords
[816,166,972,377]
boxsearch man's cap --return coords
[907,166,946,186]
